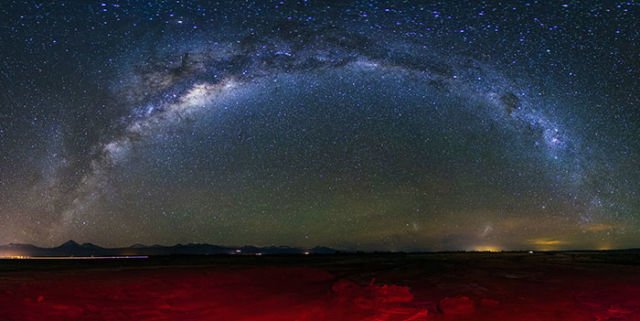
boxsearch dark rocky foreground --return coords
[1,251,639,320]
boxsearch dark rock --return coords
[438,295,475,315]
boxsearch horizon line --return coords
[2,240,639,254]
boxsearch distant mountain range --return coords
[0,240,339,257]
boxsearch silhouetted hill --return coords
[0,241,339,257]
[129,243,147,249]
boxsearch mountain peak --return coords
[81,242,103,249]
[58,240,80,248]
[129,243,147,248]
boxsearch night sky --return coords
[1,1,639,251]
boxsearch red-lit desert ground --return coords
[1,252,639,321]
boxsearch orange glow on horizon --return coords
[530,238,566,250]
[473,245,501,252]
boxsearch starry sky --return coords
[0,1,639,251]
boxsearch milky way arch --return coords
[52,28,588,240]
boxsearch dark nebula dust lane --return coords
[0,1,639,250]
